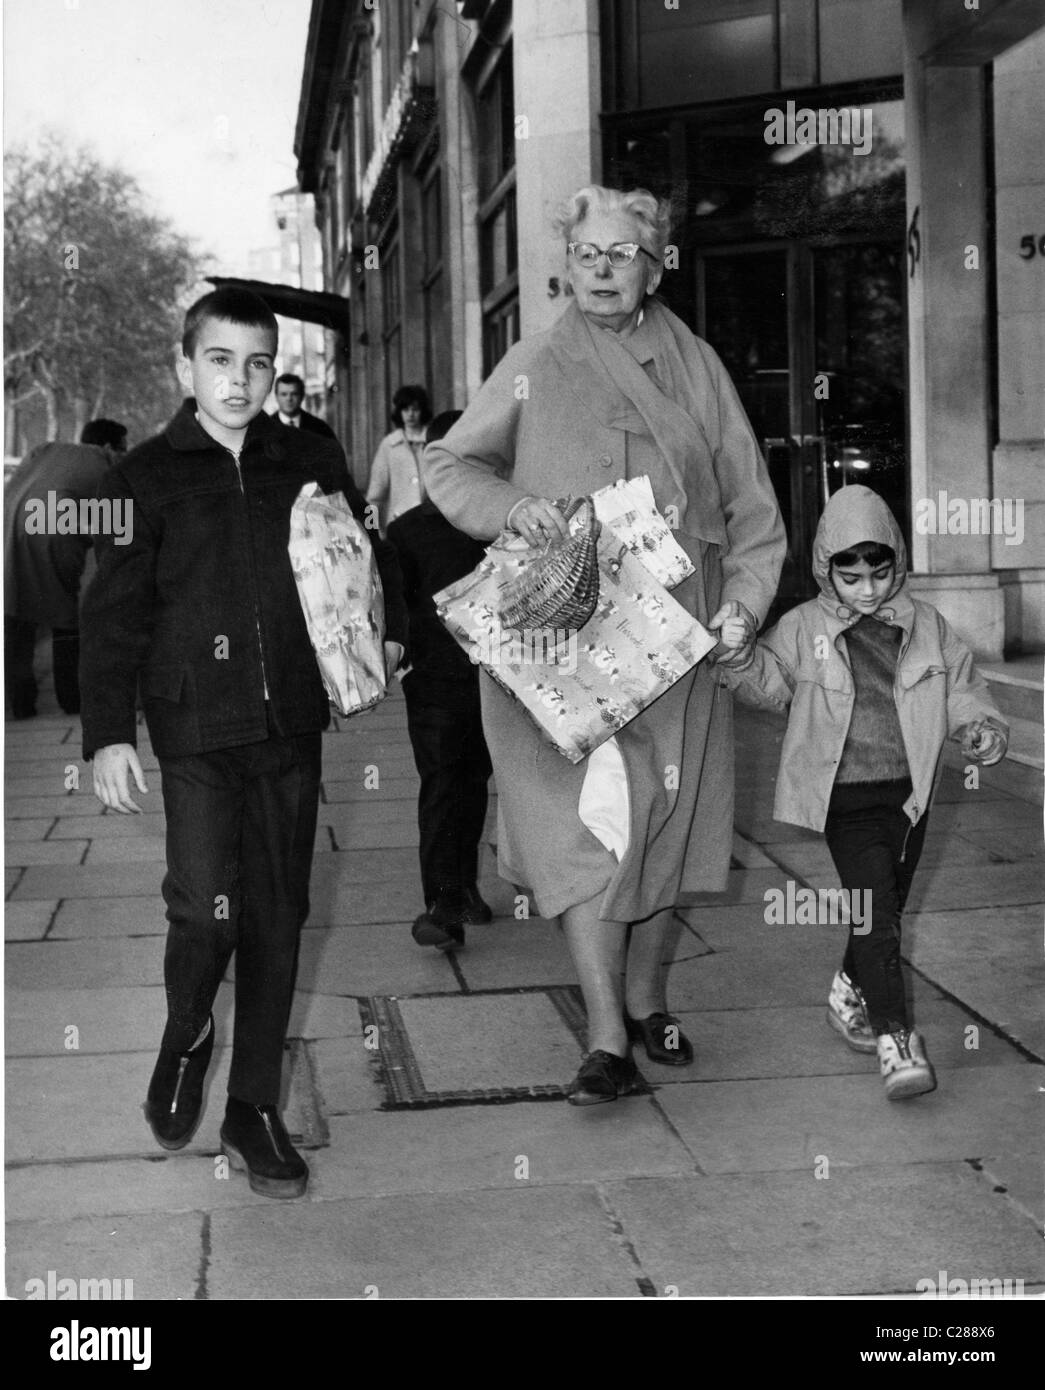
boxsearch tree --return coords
[4,134,204,449]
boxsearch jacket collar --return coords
[817,585,916,640]
[165,398,289,461]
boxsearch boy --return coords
[718,485,1007,1100]
[80,289,406,1196]
[387,410,493,950]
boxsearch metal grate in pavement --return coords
[359,987,652,1109]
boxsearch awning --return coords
[206,276,349,336]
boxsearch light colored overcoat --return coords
[424,300,785,920]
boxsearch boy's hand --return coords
[707,601,756,669]
[384,641,405,683]
[93,743,148,813]
[960,719,1008,767]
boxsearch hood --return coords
[812,484,908,621]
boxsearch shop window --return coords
[476,44,518,375]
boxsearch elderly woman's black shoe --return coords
[566,1049,639,1105]
[143,1015,215,1149]
[624,1012,694,1067]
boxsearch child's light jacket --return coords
[724,486,1007,830]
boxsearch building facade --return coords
[295,0,1044,657]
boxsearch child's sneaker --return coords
[826,970,876,1053]
[876,1028,936,1100]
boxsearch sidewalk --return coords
[4,665,1043,1300]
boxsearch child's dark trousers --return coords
[157,725,321,1105]
[402,672,492,906]
[824,777,929,1034]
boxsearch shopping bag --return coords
[434,501,716,763]
[288,483,387,716]
[590,475,695,590]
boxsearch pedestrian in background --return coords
[366,384,432,531]
[273,371,336,438]
[388,409,494,950]
[4,418,127,718]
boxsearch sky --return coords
[3,0,314,275]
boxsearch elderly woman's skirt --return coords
[481,540,735,922]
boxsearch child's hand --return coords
[960,719,1008,767]
[707,601,756,669]
[93,743,148,813]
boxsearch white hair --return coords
[553,185,673,262]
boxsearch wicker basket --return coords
[498,497,601,634]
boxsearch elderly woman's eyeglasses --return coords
[567,241,659,268]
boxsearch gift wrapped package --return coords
[590,475,694,590]
[288,483,387,716]
[434,500,716,764]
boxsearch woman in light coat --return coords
[424,186,786,1103]
[366,385,432,531]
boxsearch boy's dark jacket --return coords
[80,400,407,760]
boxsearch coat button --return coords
[597,454,613,468]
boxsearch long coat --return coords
[424,301,785,921]
[367,429,427,528]
[3,441,113,628]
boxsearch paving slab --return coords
[637,999,1025,1087]
[3,901,57,941]
[603,1166,1045,1297]
[957,826,1044,860]
[904,862,1043,913]
[4,839,88,866]
[315,815,419,849]
[309,1101,695,1201]
[287,991,365,1040]
[48,897,166,939]
[7,936,163,988]
[7,1044,317,1164]
[4,818,56,841]
[977,1153,1044,1228]
[47,813,167,839]
[3,795,106,819]
[322,778,420,802]
[678,867,794,907]
[295,922,461,996]
[206,1186,643,1298]
[6,986,169,1055]
[6,1212,202,1301]
[907,906,1045,1058]
[310,1037,385,1115]
[655,1065,1041,1173]
[306,867,428,925]
[11,861,166,900]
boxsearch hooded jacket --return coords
[723,485,1007,831]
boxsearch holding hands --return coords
[959,718,1008,767]
[707,600,757,669]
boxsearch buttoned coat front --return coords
[423,300,785,920]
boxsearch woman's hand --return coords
[959,719,1008,767]
[505,496,571,547]
[384,641,405,682]
[707,600,757,669]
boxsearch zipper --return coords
[169,1056,189,1114]
[900,808,916,864]
[226,447,271,701]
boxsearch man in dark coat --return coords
[273,372,336,438]
[4,418,127,717]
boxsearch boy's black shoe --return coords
[459,885,493,925]
[411,893,466,950]
[220,1098,309,1199]
[144,1015,215,1150]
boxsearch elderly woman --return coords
[366,384,433,531]
[424,186,785,1103]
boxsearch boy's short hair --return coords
[425,410,462,445]
[182,288,278,358]
[276,373,305,391]
[391,385,433,428]
[81,418,128,450]
[830,540,896,569]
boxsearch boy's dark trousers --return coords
[402,672,492,906]
[157,723,321,1105]
[824,777,929,1034]
[4,617,80,715]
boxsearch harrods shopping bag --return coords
[590,475,695,591]
[434,501,716,764]
[288,483,387,716]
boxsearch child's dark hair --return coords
[81,418,127,450]
[391,384,433,428]
[182,288,278,358]
[425,410,462,445]
[830,541,896,569]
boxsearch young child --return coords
[387,410,493,950]
[718,485,1007,1100]
[79,288,406,1196]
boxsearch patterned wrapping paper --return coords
[288,483,387,717]
[434,488,717,764]
[590,475,695,591]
